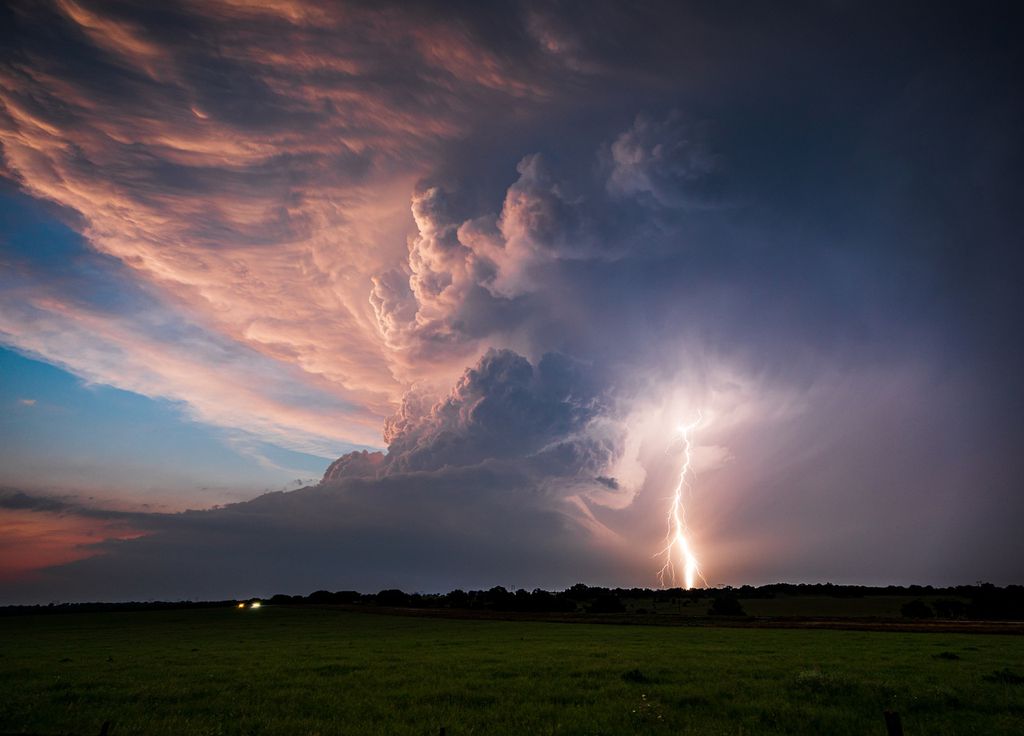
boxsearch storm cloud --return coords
[1,1,1022,600]
[2,350,638,600]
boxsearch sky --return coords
[1,1,1022,603]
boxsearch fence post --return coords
[883,710,903,736]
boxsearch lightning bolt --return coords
[657,412,707,589]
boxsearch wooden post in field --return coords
[884,710,904,736]
[98,721,110,736]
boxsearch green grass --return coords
[1,607,1022,735]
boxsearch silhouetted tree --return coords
[375,589,411,607]
[708,593,746,616]
[307,590,337,604]
[932,599,968,619]
[589,594,626,614]
[900,599,933,619]
[444,589,470,608]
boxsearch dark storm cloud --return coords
[1,350,637,602]
[0,488,163,524]
[2,466,633,602]
[603,112,722,209]
[0,490,71,515]
[323,348,613,480]
[382,349,611,474]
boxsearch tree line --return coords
[3,582,1022,620]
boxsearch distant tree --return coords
[708,593,746,616]
[900,599,934,619]
[589,594,626,614]
[307,590,337,604]
[445,589,470,609]
[532,590,577,613]
[932,599,968,619]
[483,586,516,610]
[968,583,1024,620]
[514,588,532,610]
[565,583,593,600]
[375,589,411,607]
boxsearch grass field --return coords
[1,606,1022,735]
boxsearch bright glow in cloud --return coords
[657,413,704,589]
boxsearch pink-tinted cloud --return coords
[0,278,385,454]
[369,154,605,378]
[0,507,144,583]
[0,0,567,448]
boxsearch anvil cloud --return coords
[1,1,1022,601]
